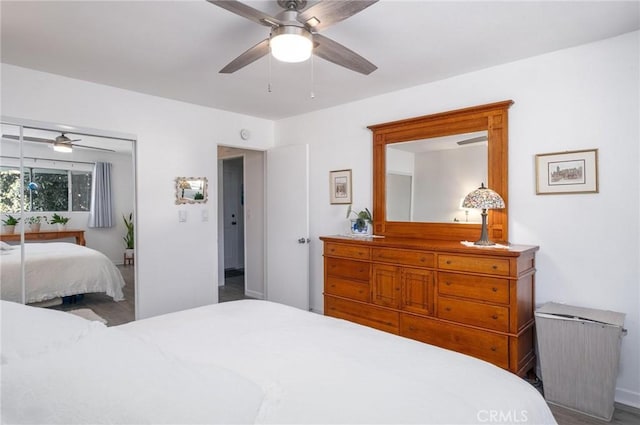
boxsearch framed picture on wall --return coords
[535,149,599,194]
[329,169,352,204]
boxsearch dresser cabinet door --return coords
[371,264,401,308]
[401,268,435,316]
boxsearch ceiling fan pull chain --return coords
[267,44,273,93]
[310,53,315,99]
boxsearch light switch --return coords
[178,210,187,222]
[202,209,209,222]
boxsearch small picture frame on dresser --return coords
[329,169,352,204]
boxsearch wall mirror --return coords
[175,177,208,204]
[369,100,513,243]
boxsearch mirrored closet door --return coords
[1,118,136,325]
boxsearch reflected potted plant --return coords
[2,215,20,234]
[26,215,47,232]
[123,213,134,259]
[50,213,71,231]
[346,206,373,235]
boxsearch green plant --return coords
[50,213,70,225]
[2,214,20,226]
[26,215,47,225]
[194,192,204,200]
[123,213,134,249]
[346,205,372,231]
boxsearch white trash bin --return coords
[534,302,626,421]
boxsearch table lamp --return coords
[461,183,505,246]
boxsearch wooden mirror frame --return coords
[369,100,513,243]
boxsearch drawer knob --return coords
[445,281,452,286]
[490,346,497,352]
[420,257,425,262]
[491,314,498,320]
[446,260,452,265]
[409,326,416,331]
[330,284,336,288]
[492,287,498,292]
[445,307,451,312]
[492,265,498,270]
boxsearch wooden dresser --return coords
[320,235,538,376]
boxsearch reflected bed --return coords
[1,299,556,424]
[0,242,125,304]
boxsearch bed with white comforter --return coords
[0,242,125,303]
[1,299,557,424]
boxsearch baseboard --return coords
[615,388,640,410]
[245,289,264,299]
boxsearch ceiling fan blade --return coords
[298,0,378,31]
[220,38,270,73]
[207,0,282,27]
[72,143,116,153]
[2,134,53,144]
[457,136,488,146]
[313,34,376,75]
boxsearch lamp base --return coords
[473,239,496,246]
[474,209,495,246]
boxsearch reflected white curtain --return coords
[89,162,113,228]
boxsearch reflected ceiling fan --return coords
[457,135,488,146]
[2,133,115,153]
[208,0,378,75]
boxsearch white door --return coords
[266,144,309,310]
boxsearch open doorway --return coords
[221,156,245,301]
[217,146,265,303]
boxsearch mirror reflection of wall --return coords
[386,131,488,223]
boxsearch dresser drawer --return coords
[326,258,370,281]
[325,243,370,260]
[325,296,399,334]
[372,248,434,268]
[438,254,510,276]
[400,314,509,369]
[437,272,509,304]
[325,276,370,302]
[437,296,509,332]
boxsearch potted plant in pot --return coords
[2,215,20,234]
[50,213,70,231]
[26,215,47,232]
[123,213,134,261]
[346,206,373,235]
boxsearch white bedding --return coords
[1,299,557,424]
[0,242,125,303]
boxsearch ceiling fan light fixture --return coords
[53,142,73,153]
[270,26,312,63]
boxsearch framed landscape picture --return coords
[535,149,599,194]
[329,169,352,204]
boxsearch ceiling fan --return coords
[2,133,116,153]
[208,0,378,75]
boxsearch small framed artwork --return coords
[329,169,352,204]
[535,149,599,195]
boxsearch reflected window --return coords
[0,166,92,213]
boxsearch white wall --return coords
[1,63,274,319]
[275,31,639,406]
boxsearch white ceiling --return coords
[1,1,638,121]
